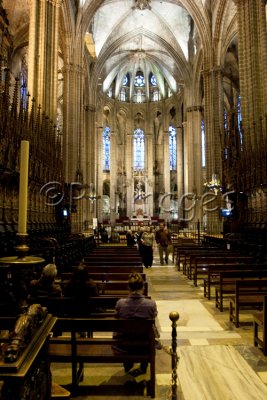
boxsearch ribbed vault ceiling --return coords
[90,0,194,94]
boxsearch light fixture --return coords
[204,173,222,195]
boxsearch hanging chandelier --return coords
[203,173,222,195]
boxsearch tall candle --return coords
[18,140,29,234]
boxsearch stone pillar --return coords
[146,132,154,217]
[176,126,184,201]
[28,0,61,121]
[162,130,171,221]
[62,63,84,182]
[202,67,223,182]
[202,67,224,234]
[234,0,267,146]
[110,129,117,224]
[185,106,203,223]
[83,104,96,229]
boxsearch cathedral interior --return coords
[0,0,267,399]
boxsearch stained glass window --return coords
[169,126,176,170]
[150,74,157,86]
[224,108,228,160]
[201,119,206,167]
[237,94,243,147]
[103,127,110,171]
[21,57,28,110]
[134,74,145,87]
[122,75,128,86]
[134,128,145,170]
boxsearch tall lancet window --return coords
[134,128,145,170]
[237,94,243,148]
[201,119,206,167]
[21,56,28,110]
[103,127,110,171]
[169,126,177,170]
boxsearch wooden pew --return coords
[82,265,143,274]
[229,280,267,327]
[59,280,148,296]
[175,245,218,271]
[48,317,156,397]
[81,260,142,267]
[191,256,254,286]
[214,268,267,311]
[253,295,267,355]
[204,263,267,300]
[60,272,146,282]
[181,249,231,275]
[27,296,144,316]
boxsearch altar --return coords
[130,215,151,226]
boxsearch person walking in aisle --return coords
[141,226,155,268]
[155,223,172,265]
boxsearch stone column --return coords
[146,132,154,217]
[234,0,267,146]
[110,129,117,224]
[162,130,171,221]
[202,67,224,234]
[28,0,61,121]
[176,126,184,200]
[185,106,203,223]
[202,67,223,182]
[62,63,84,182]
[83,104,96,229]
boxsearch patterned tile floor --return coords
[51,248,267,399]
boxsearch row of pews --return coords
[1,243,157,398]
[174,238,267,356]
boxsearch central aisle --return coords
[51,246,267,399]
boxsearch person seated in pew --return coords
[63,264,100,338]
[113,272,159,375]
[63,264,99,299]
[29,264,62,298]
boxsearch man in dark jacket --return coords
[155,223,172,265]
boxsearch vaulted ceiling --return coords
[3,0,238,99]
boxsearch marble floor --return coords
[51,249,267,399]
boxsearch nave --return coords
[51,249,267,400]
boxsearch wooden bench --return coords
[81,260,143,267]
[27,296,143,316]
[48,317,156,397]
[204,264,267,301]
[60,272,146,282]
[191,256,255,286]
[253,295,267,355]
[214,267,267,311]
[175,246,218,271]
[229,280,267,327]
[186,251,235,278]
[80,265,143,274]
[59,280,148,296]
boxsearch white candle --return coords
[18,140,29,234]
